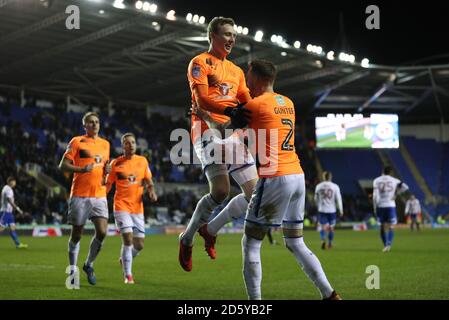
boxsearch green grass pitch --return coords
[317,127,371,148]
[0,229,448,300]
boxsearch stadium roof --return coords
[0,0,448,123]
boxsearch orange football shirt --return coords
[107,155,152,214]
[245,92,303,178]
[63,135,110,198]
[187,52,249,143]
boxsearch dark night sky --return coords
[149,0,449,66]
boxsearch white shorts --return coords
[194,133,258,186]
[245,174,305,229]
[114,212,145,238]
[67,197,109,226]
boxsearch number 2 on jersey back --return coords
[281,119,294,151]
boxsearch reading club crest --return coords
[94,155,102,163]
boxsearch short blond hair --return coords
[82,112,100,125]
[121,132,136,144]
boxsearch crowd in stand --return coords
[1,98,206,224]
[1,96,370,225]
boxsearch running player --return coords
[59,112,110,286]
[106,133,157,284]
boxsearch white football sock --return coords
[284,237,334,299]
[68,240,80,267]
[242,234,263,300]
[121,245,133,276]
[85,237,103,267]
[182,194,220,246]
[132,247,141,258]
[207,193,248,236]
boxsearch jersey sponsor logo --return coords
[207,74,220,86]
[192,65,201,78]
[116,172,128,180]
[275,95,286,106]
[79,149,92,158]
[116,172,138,185]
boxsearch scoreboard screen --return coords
[315,113,399,149]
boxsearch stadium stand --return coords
[387,149,425,200]
[402,136,444,195]
[1,0,448,228]
[3,96,449,225]
[441,143,449,196]
[1,98,205,224]
[317,149,383,195]
[0,98,330,225]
